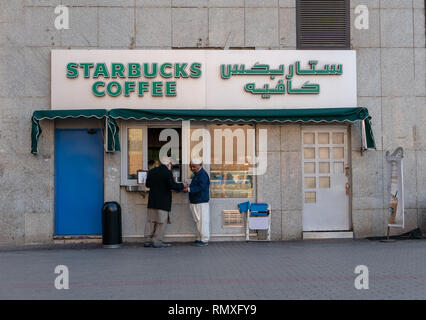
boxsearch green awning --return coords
[31,107,375,154]
[108,107,369,123]
[363,114,375,150]
[108,107,375,149]
[31,109,120,154]
[106,116,120,153]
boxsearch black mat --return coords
[367,228,425,241]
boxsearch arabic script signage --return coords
[51,50,356,109]
[220,61,343,98]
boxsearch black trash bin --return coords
[102,201,122,248]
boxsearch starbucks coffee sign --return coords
[51,50,357,109]
[66,62,202,98]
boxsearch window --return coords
[122,122,257,195]
[121,123,183,185]
[296,0,350,49]
[147,127,182,180]
[126,127,146,182]
[209,124,254,199]
[187,125,207,180]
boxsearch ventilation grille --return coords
[222,210,244,228]
[297,0,350,49]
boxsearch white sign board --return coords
[51,50,357,110]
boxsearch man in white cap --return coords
[144,156,186,248]
[184,158,210,246]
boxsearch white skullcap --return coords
[191,158,203,165]
[161,156,173,165]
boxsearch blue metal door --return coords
[55,129,104,235]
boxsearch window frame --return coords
[120,121,184,186]
[120,120,258,200]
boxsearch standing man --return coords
[185,158,210,247]
[144,156,186,248]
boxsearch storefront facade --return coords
[0,0,424,245]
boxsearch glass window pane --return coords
[333,147,344,159]
[305,192,316,203]
[148,127,182,180]
[190,128,204,159]
[188,127,205,179]
[334,162,344,174]
[304,177,316,189]
[304,148,315,159]
[304,162,315,174]
[209,124,254,198]
[318,133,329,144]
[319,176,330,188]
[333,132,344,144]
[319,162,330,173]
[128,128,143,179]
[303,132,315,144]
[319,147,329,159]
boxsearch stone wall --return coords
[350,0,426,236]
[0,0,424,245]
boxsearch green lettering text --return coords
[66,62,78,78]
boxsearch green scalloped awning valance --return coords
[107,107,375,149]
[31,107,375,154]
[31,109,120,154]
[108,107,370,123]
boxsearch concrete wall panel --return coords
[0,1,424,245]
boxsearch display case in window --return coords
[210,170,253,198]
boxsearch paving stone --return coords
[0,239,425,299]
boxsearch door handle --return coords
[345,183,350,195]
[345,164,350,177]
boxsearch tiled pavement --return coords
[0,239,425,300]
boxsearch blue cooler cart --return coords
[238,202,271,241]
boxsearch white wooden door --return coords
[302,127,350,231]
